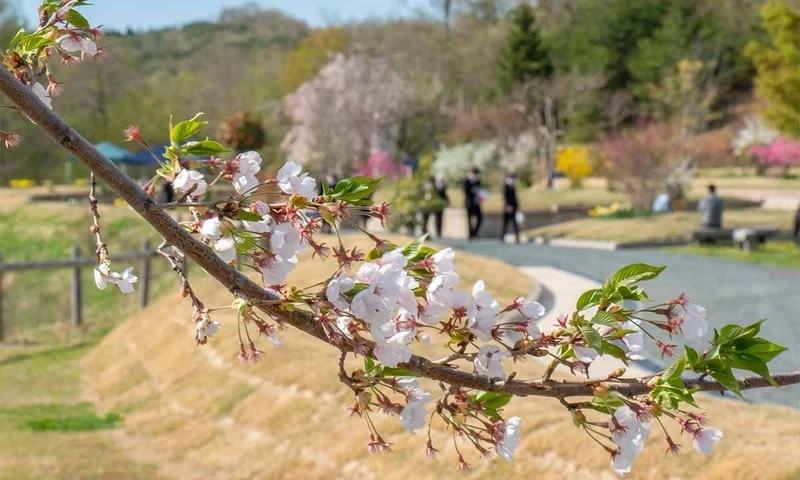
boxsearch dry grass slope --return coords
[83,236,800,480]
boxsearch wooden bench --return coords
[691,227,778,250]
[691,228,733,244]
[732,227,778,251]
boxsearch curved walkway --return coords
[448,239,800,408]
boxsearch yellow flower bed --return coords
[9,178,35,188]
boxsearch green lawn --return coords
[0,192,175,479]
[0,334,165,479]
[527,208,794,243]
[668,241,800,269]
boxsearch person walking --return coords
[422,175,448,239]
[500,173,520,243]
[464,168,483,240]
[698,184,723,228]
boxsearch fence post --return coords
[0,253,4,342]
[140,239,151,308]
[71,245,82,327]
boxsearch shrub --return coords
[555,145,593,187]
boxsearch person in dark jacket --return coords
[794,204,800,247]
[501,173,520,243]
[463,168,482,239]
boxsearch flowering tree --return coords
[0,2,799,476]
[748,138,800,171]
[597,124,685,210]
[431,141,498,184]
[281,53,411,176]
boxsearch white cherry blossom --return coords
[57,34,98,56]
[496,416,521,461]
[574,346,598,363]
[426,272,459,307]
[326,274,355,311]
[399,401,428,434]
[276,161,317,200]
[259,255,298,284]
[467,280,499,341]
[201,217,222,240]
[692,427,723,455]
[430,247,455,274]
[271,222,305,259]
[93,264,137,294]
[213,238,237,264]
[474,344,509,379]
[173,169,208,196]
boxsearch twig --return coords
[88,172,109,263]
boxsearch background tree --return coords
[745,1,800,138]
[497,2,552,93]
[218,112,267,153]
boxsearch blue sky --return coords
[19,0,429,31]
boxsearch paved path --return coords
[450,240,800,408]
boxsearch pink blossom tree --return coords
[281,54,412,176]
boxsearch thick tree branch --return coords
[1,67,797,402]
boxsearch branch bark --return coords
[1,67,798,402]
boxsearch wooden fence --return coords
[0,239,159,341]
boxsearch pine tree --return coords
[498,3,552,92]
[745,1,800,138]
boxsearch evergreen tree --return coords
[498,3,552,92]
[746,1,800,138]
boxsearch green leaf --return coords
[364,357,375,372]
[401,234,429,260]
[591,311,619,327]
[576,288,603,311]
[715,320,763,346]
[65,9,90,28]
[20,34,53,51]
[661,356,687,382]
[183,139,231,156]
[233,232,260,255]
[611,263,666,287]
[331,176,382,202]
[685,346,700,369]
[236,210,264,222]
[170,113,207,144]
[739,339,787,363]
[727,353,777,386]
[600,341,629,361]
[579,325,602,350]
[709,367,742,397]
[473,391,513,412]
[583,395,624,414]
[382,367,416,377]
[618,285,650,301]
[9,28,25,47]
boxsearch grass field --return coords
[528,208,794,244]
[668,241,800,269]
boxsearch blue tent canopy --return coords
[124,144,169,166]
[68,142,135,163]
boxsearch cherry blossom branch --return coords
[1,65,798,404]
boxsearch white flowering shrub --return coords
[732,116,780,157]
[0,2,797,476]
[431,141,498,184]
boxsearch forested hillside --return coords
[0,0,797,182]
